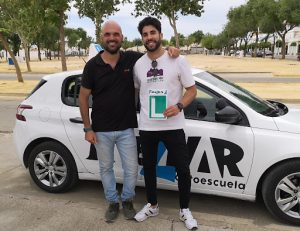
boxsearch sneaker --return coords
[179,208,198,230]
[122,200,136,220]
[134,203,159,222]
[105,202,119,222]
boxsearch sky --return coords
[66,0,247,41]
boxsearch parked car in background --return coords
[14,69,300,225]
[265,50,273,56]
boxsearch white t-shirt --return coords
[133,51,195,131]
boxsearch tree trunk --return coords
[243,39,248,57]
[37,43,41,61]
[254,31,259,57]
[95,16,102,44]
[23,42,32,72]
[59,10,67,71]
[281,37,286,60]
[27,46,31,61]
[271,35,275,59]
[277,32,286,60]
[168,15,179,48]
[0,33,23,82]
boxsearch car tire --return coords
[262,160,300,225]
[28,141,78,193]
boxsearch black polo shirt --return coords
[81,51,142,132]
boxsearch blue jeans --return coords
[95,128,138,203]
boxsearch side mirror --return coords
[215,100,242,124]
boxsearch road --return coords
[0,97,299,231]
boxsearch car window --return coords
[184,83,248,126]
[26,79,47,99]
[62,75,92,107]
[194,72,281,117]
[184,84,219,122]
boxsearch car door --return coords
[183,84,254,195]
[59,75,103,175]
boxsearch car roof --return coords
[42,70,83,81]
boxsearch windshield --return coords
[194,72,279,116]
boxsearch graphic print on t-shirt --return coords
[146,68,164,83]
[149,89,167,120]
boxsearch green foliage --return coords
[133,0,205,18]
[201,33,215,50]
[8,33,21,55]
[132,38,143,46]
[290,42,297,46]
[74,0,128,42]
[276,40,282,47]
[162,39,169,46]
[170,33,185,47]
[258,41,271,49]
[189,30,204,44]
[122,37,132,50]
[133,0,206,48]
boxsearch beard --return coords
[102,41,122,54]
[144,39,161,52]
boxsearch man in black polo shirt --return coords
[79,20,178,222]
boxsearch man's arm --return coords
[79,86,97,144]
[164,85,197,118]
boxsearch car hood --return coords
[274,106,300,134]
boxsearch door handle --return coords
[69,117,83,124]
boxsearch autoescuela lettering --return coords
[87,136,246,190]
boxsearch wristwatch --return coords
[176,102,184,112]
[83,127,93,133]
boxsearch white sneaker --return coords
[179,208,198,230]
[134,203,159,222]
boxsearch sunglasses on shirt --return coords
[151,60,158,77]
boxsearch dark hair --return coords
[138,16,161,35]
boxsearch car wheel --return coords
[262,160,300,225]
[28,141,78,193]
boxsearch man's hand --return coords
[167,46,180,58]
[85,131,98,144]
[164,105,180,118]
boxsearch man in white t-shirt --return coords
[133,17,198,230]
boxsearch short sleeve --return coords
[177,56,195,88]
[81,61,93,90]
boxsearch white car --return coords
[13,69,300,225]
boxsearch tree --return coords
[122,37,132,50]
[65,28,80,48]
[132,38,143,46]
[45,0,71,71]
[212,32,228,51]
[0,4,23,82]
[189,30,204,44]
[38,24,60,60]
[170,33,185,47]
[249,0,300,59]
[133,0,206,48]
[76,28,92,56]
[74,0,128,43]
[271,0,300,59]
[8,33,21,56]
[201,33,215,50]
[227,5,255,57]
[0,0,47,72]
